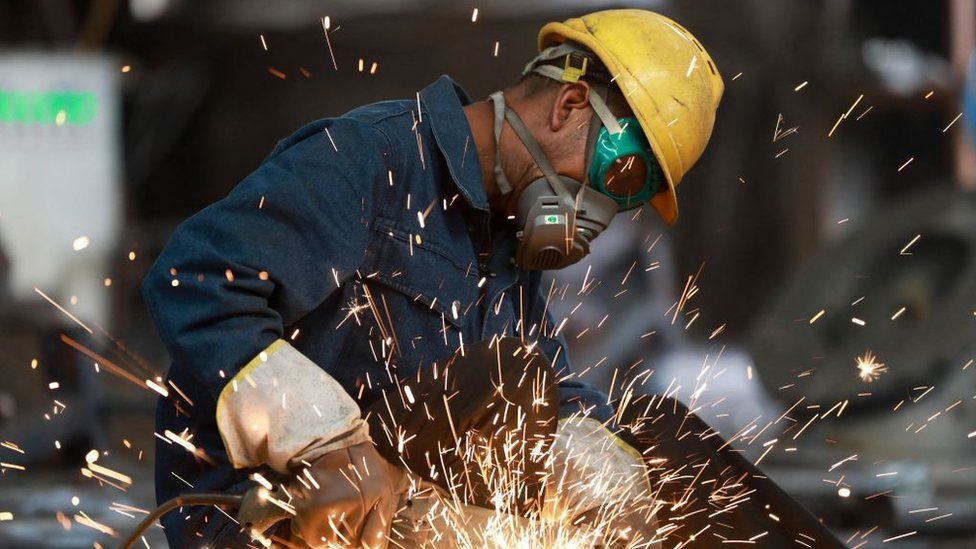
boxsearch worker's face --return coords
[496,82,591,216]
[502,81,634,216]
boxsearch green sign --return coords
[544,214,561,224]
[0,90,98,125]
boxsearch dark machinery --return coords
[748,188,976,411]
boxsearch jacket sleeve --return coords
[142,118,390,472]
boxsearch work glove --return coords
[239,441,407,548]
[544,417,660,548]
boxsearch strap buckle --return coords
[562,52,588,82]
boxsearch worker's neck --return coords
[464,98,543,219]
[463,100,505,214]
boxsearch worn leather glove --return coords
[239,441,407,548]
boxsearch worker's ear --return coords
[549,81,590,132]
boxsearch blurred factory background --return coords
[1,0,975,547]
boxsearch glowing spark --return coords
[321,17,338,71]
[146,379,170,397]
[34,288,93,334]
[943,112,963,132]
[828,94,863,137]
[882,531,917,543]
[74,513,117,536]
[251,472,273,490]
[900,234,921,255]
[72,236,90,251]
[856,350,887,383]
[856,105,874,120]
[87,462,133,485]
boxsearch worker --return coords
[142,9,723,547]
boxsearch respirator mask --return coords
[492,44,666,270]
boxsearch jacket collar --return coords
[419,75,489,212]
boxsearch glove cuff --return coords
[216,339,370,472]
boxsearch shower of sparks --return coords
[9,30,973,549]
[856,350,887,383]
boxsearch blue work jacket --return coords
[143,76,613,543]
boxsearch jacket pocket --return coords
[364,216,478,328]
[333,216,479,403]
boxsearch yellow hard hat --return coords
[539,9,724,224]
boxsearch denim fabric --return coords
[143,75,613,546]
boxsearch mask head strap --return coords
[524,45,623,135]
[488,91,575,204]
[489,91,513,196]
